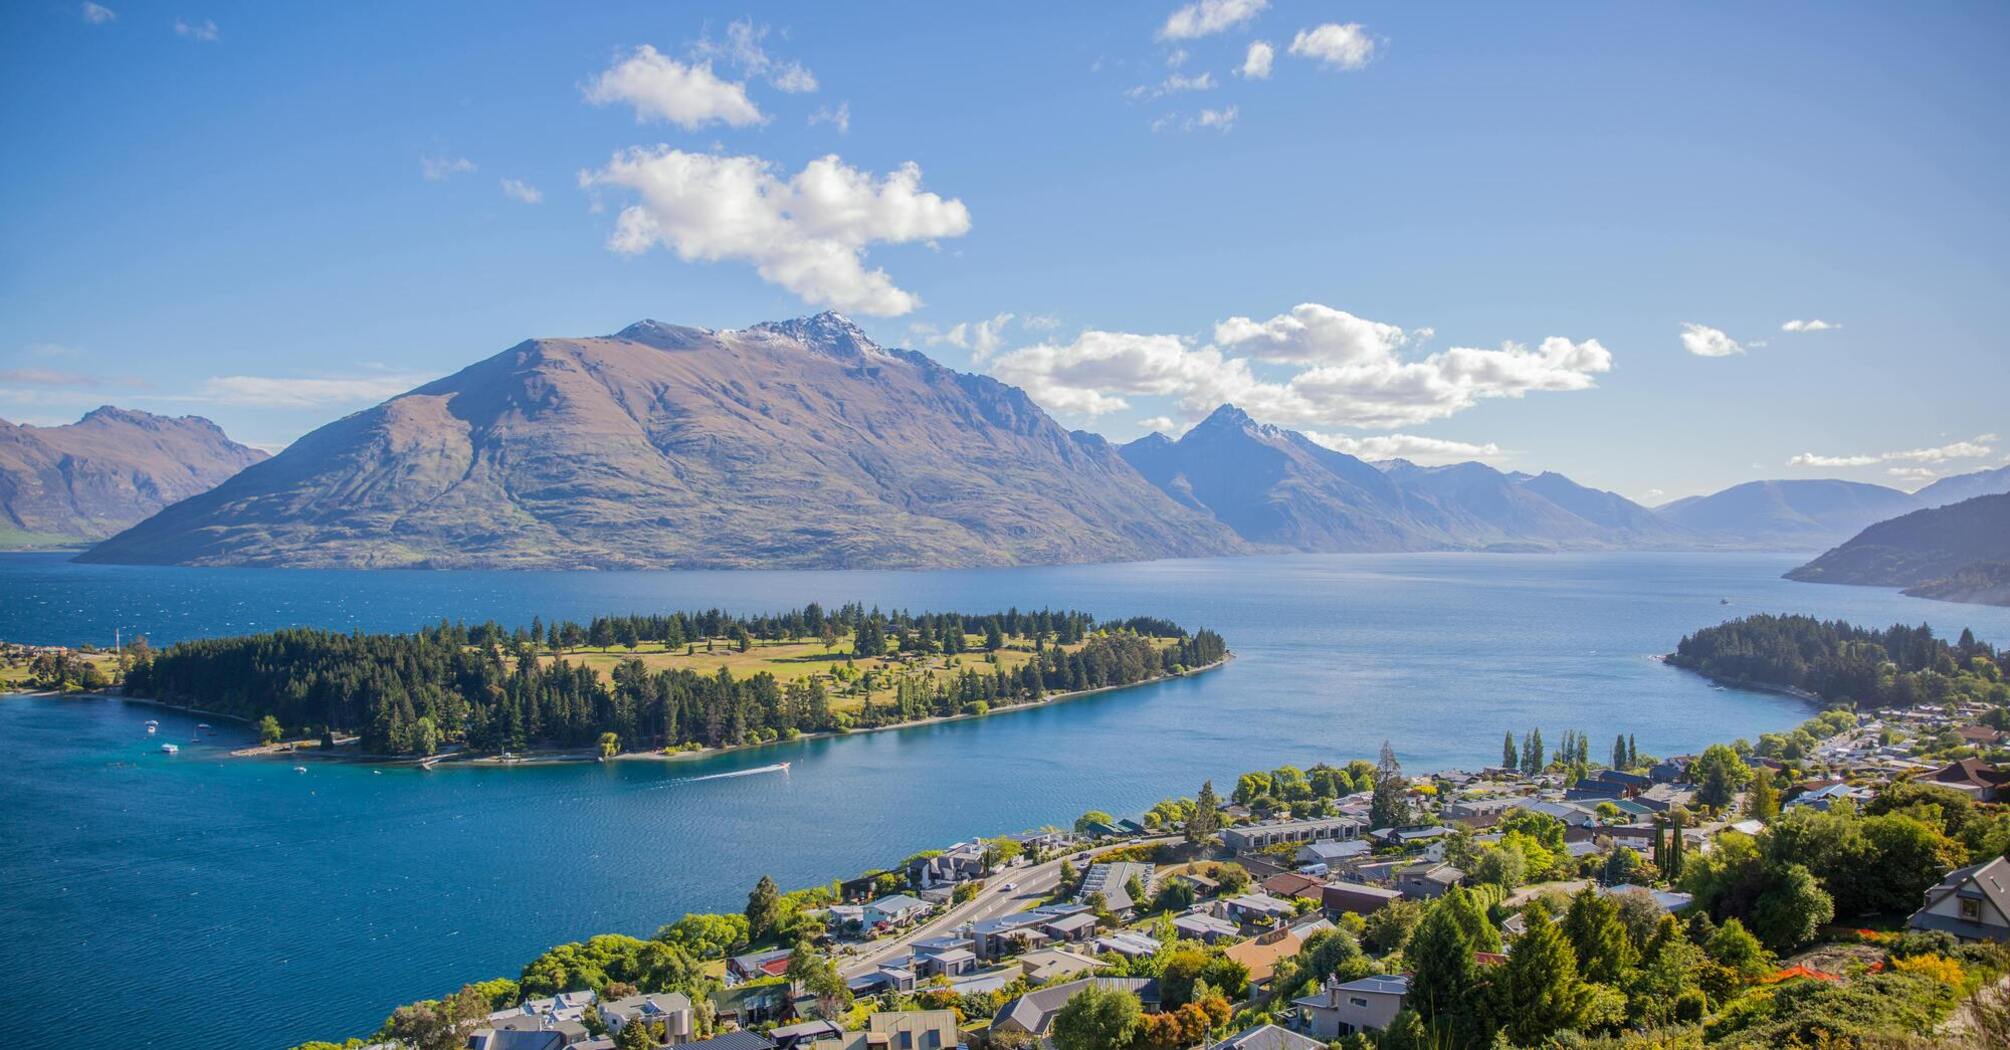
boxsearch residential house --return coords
[601,993,695,1043]
[467,1031,570,1050]
[1565,779,1629,802]
[769,1019,843,1050]
[1442,797,1521,828]
[990,978,1160,1042]
[1221,816,1364,853]
[965,904,1092,959]
[1038,910,1099,945]
[1930,758,2010,802]
[1322,882,1403,917]
[1908,857,2010,942]
[1783,782,1874,813]
[908,842,988,889]
[1293,974,1409,1039]
[1636,784,1696,813]
[1078,861,1154,914]
[1395,861,1464,900]
[728,948,795,985]
[1175,871,1223,897]
[1957,725,2005,747]
[1295,839,1370,867]
[1369,825,1454,847]
[1605,884,1693,914]
[1210,1024,1326,1050]
[1509,798,1601,828]
[1595,769,1653,793]
[910,946,978,979]
[1223,926,1305,993]
[1223,892,1298,925]
[1016,948,1105,983]
[1094,931,1163,959]
[1651,757,1691,784]
[809,1010,963,1050]
[1172,911,1242,943]
[1261,872,1328,902]
[710,983,791,1030]
[681,1034,777,1050]
[864,894,932,929]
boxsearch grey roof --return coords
[1910,857,2010,941]
[683,1032,778,1050]
[468,1032,567,1050]
[1336,974,1410,996]
[996,977,1157,1036]
[1212,1024,1328,1050]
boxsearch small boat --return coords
[293,766,308,773]
[1719,598,1731,605]
[779,761,791,771]
[420,757,439,771]
[160,743,179,754]
[146,723,158,735]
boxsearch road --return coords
[837,835,1181,979]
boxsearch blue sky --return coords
[4,2,2006,501]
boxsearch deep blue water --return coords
[5,551,2010,1050]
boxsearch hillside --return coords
[80,314,1245,569]
[1654,479,1922,548]
[1913,463,2010,507]
[1120,405,1692,552]
[0,406,267,545]
[1784,493,2010,605]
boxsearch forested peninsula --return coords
[121,604,1227,759]
[1667,614,2007,710]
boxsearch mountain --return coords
[1914,464,2010,508]
[1654,479,1922,548]
[0,406,268,546]
[1119,405,1450,551]
[1118,404,1691,552]
[1784,493,2010,605]
[82,314,1246,569]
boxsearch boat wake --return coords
[674,762,791,784]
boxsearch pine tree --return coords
[1561,885,1634,983]
[1187,780,1223,844]
[1745,769,1779,822]
[1613,733,1628,770]
[1405,901,1483,1046]
[1371,741,1412,830]
[1504,731,1518,771]
[1489,904,1589,1045]
[746,874,782,941]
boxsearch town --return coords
[299,680,2010,1050]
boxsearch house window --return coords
[1350,996,1369,1008]
[1961,898,1980,921]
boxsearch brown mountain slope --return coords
[0,406,268,544]
[81,314,1247,569]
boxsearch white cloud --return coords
[499,178,543,204]
[580,148,971,317]
[1289,24,1375,70]
[193,373,431,407]
[81,3,116,24]
[1887,467,1940,483]
[989,302,1613,429]
[1788,434,1996,468]
[1240,40,1275,79]
[420,154,475,182]
[1160,0,1269,40]
[1130,71,1218,100]
[173,17,218,42]
[1781,318,1841,333]
[809,102,851,134]
[1642,488,1665,502]
[1153,106,1238,134]
[921,313,1016,361]
[697,19,818,93]
[1022,314,1062,331]
[585,45,765,130]
[1166,48,1189,68]
[1679,322,1744,357]
[1138,415,1181,433]
[1302,430,1507,465]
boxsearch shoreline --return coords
[29,654,1233,769]
[1657,655,1829,708]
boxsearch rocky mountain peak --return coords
[745,311,882,358]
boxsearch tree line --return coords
[121,606,1225,756]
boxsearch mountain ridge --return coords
[1784,493,2010,606]
[0,406,268,544]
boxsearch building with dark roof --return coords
[1909,856,2010,942]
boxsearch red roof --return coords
[1761,964,1838,984]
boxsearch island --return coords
[1666,613,2008,711]
[114,605,1228,761]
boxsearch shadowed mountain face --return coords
[1785,493,2010,605]
[0,407,267,544]
[1654,479,1922,548]
[1119,405,1693,552]
[81,314,1246,569]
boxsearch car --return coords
[1001,882,1017,892]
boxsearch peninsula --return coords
[115,605,1228,762]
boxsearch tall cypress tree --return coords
[1489,904,1589,1045]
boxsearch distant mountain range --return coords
[56,314,2010,570]
[1118,405,1694,552]
[0,407,267,547]
[1786,493,2010,606]
[81,314,1245,569]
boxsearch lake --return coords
[4,551,2009,1050]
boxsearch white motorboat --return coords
[160,743,179,754]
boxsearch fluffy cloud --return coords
[586,45,765,130]
[1138,415,1181,433]
[1289,24,1375,70]
[1240,40,1275,79]
[173,17,218,42]
[1152,106,1238,133]
[990,302,1612,430]
[1131,71,1218,100]
[194,373,431,407]
[1160,0,1269,40]
[81,3,115,24]
[1781,318,1841,332]
[1679,322,1744,357]
[580,149,971,317]
[697,19,818,93]
[499,178,542,204]
[1788,434,1996,468]
[919,313,1016,361]
[1303,430,1506,465]
[420,154,475,182]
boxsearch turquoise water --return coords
[5,551,2009,1050]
